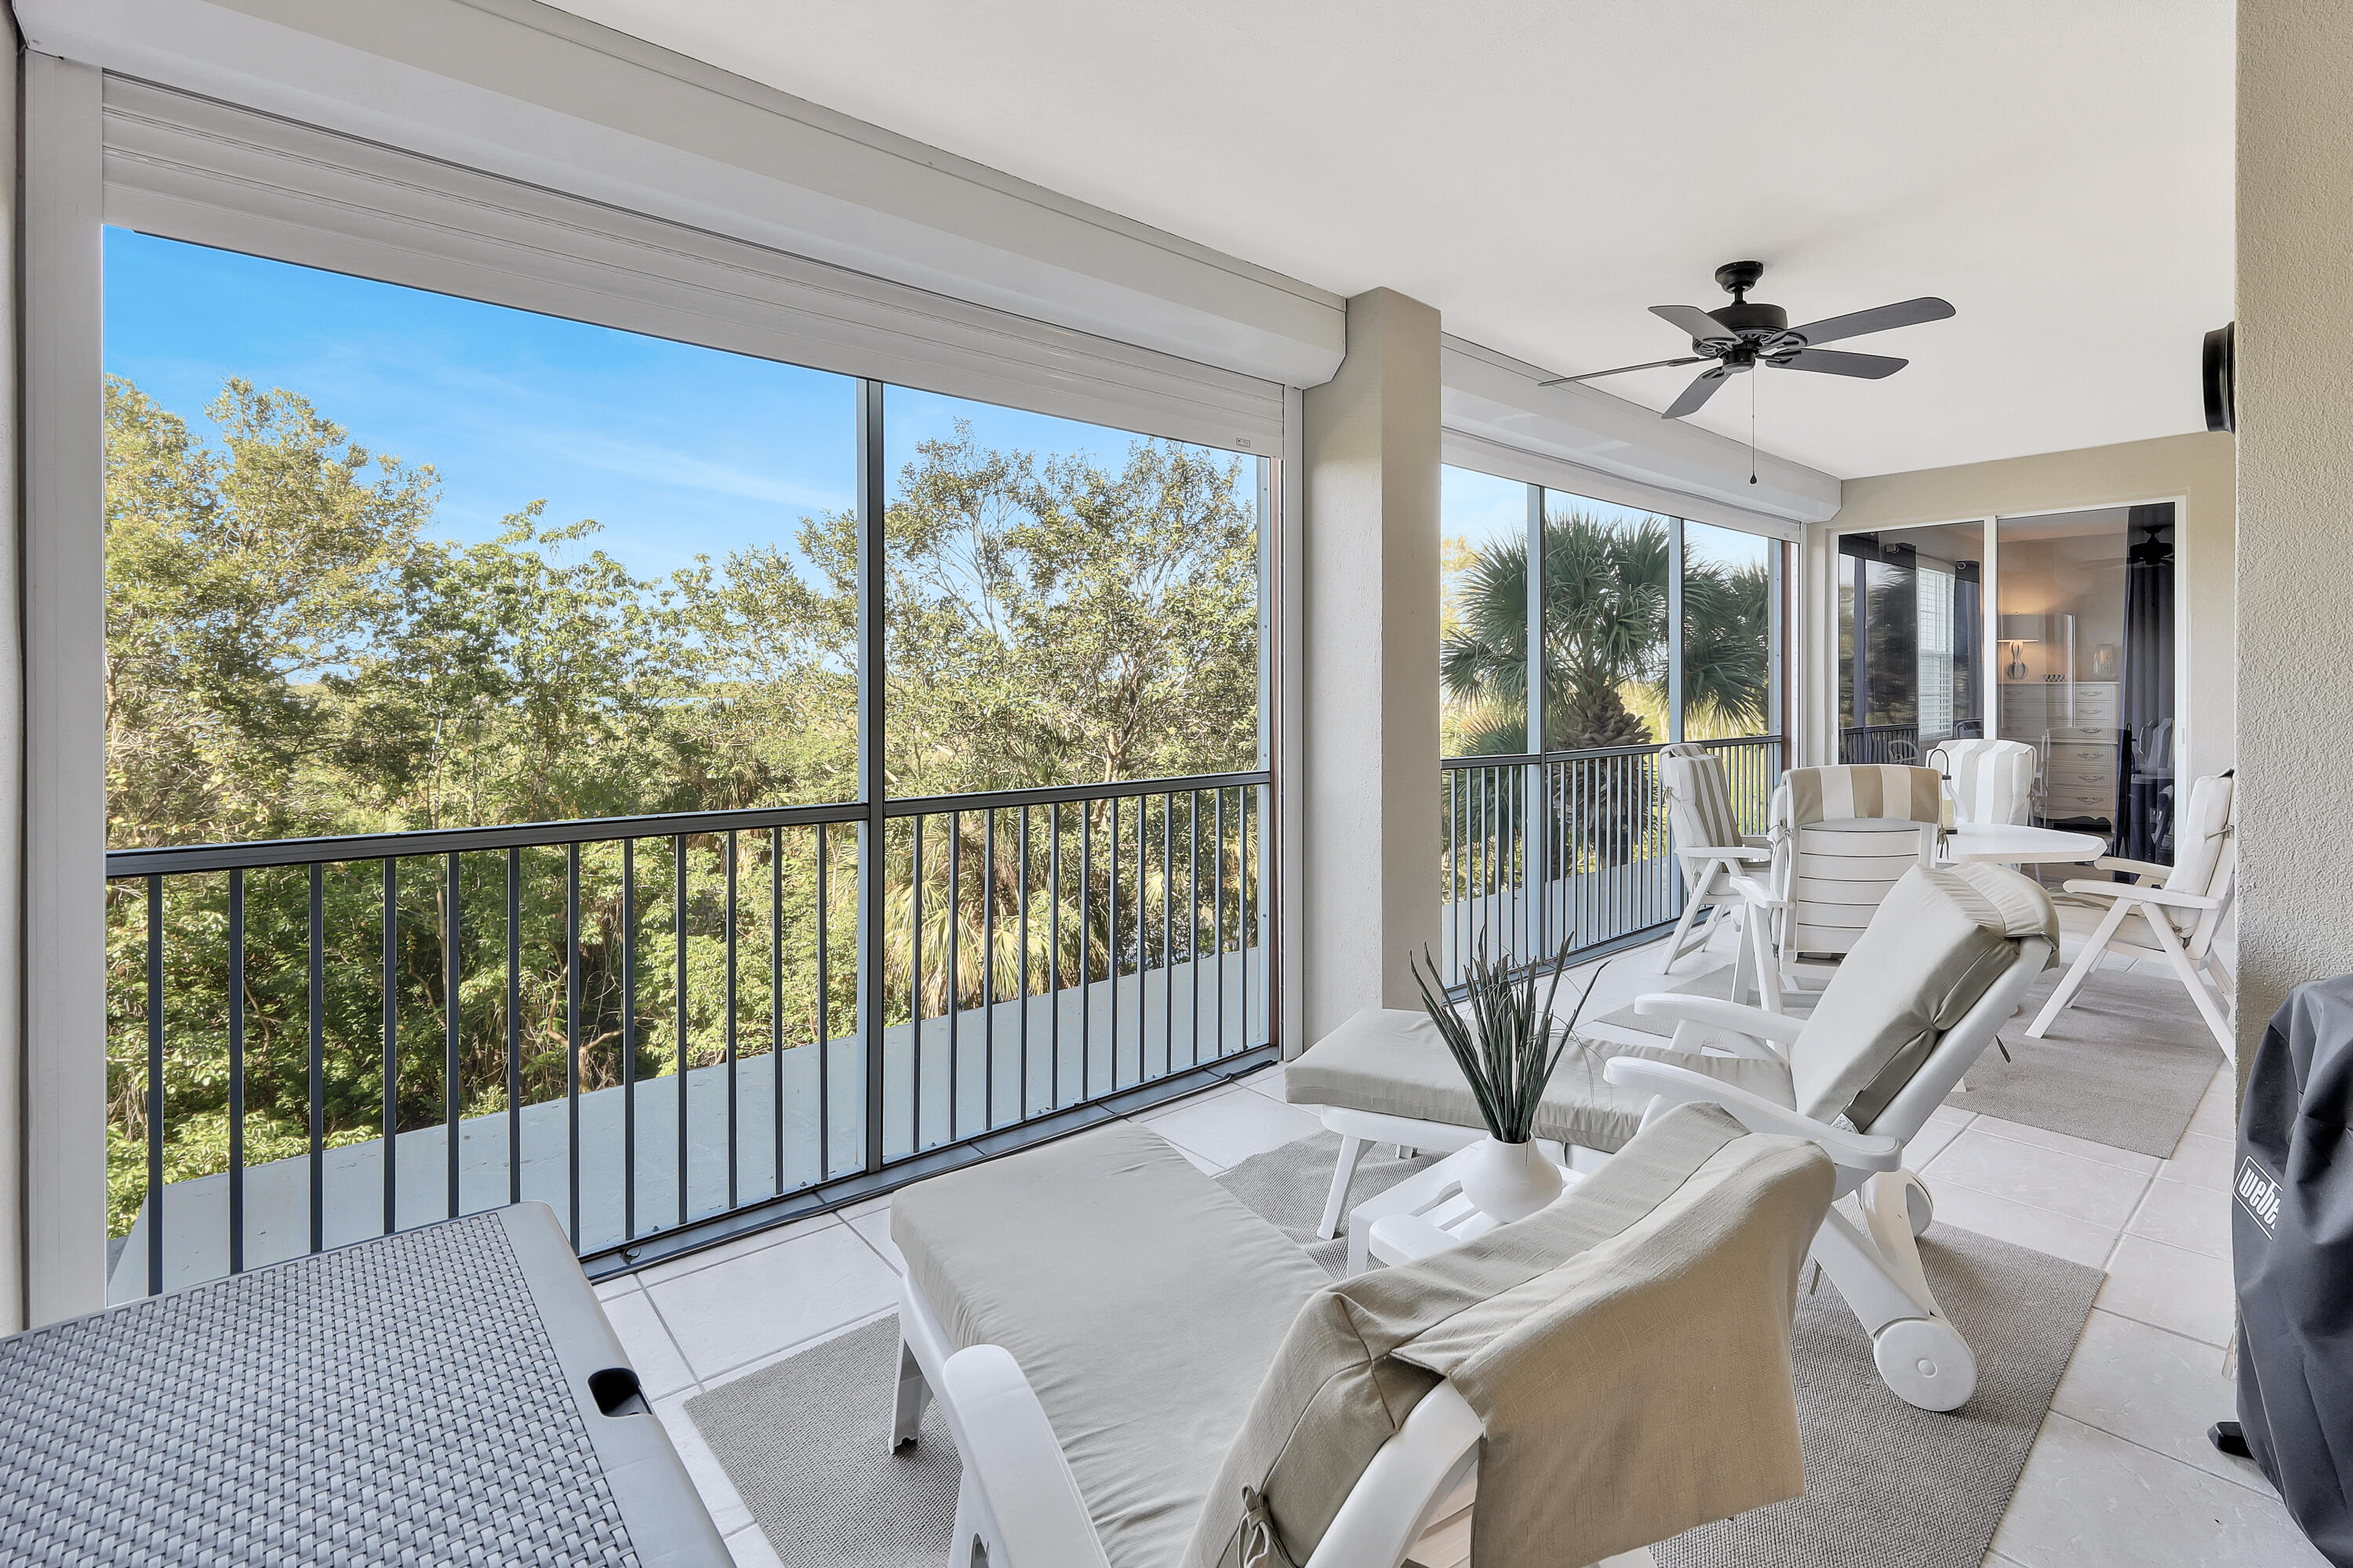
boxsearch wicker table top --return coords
[0,1203,726,1567]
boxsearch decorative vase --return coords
[1458,1136,1563,1224]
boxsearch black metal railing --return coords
[1438,737,1782,984]
[1838,723,1922,764]
[106,773,1269,1297]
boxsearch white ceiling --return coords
[551,0,2233,481]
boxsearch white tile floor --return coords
[598,919,2319,1568]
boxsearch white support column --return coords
[1299,289,1442,1046]
[21,51,108,1326]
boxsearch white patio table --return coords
[1939,821,2107,866]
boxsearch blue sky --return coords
[103,228,1162,583]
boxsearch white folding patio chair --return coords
[1288,860,2057,1411]
[2026,771,2238,1058]
[1927,738,2038,826]
[1657,742,1771,974]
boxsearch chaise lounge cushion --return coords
[1789,861,2055,1129]
[892,1121,1331,1568]
[1284,1008,1796,1154]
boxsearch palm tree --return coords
[1442,506,1770,869]
[1442,508,1769,751]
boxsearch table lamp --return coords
[1998,613,2042,680]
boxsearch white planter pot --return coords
[1458,1136,1563,1224]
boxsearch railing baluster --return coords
[726,829,739,1213]
[622,840,637,1239]
[946,810,960,1141]
[228,870,245,1274]
[816,825,831,1181]
[1240,788,1253,1050]
[444,850,460,1221]
[568,842,583,1248]
[911,814,925,1153]
[1080,802,1092,1101]
[1213,788,1225,1057]
[981,808,995,1131]
[381,858,398,1239]
[506,848,522,1211]
[1160,793,1172,1078]
[1188,790,1201,1068]
[1108,799,1121,1088]
[674,834,688,1228]
[1133,792,1147,1080]
[1018,805,1032,1119]
[146,875,165,1295]
[1048,802,1062,1111]
[772,826,784,1196]
[308,864,325,1256]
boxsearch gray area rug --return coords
[1596,960,2219,1158]
[687,1314,958,1568]
[687,1131,2100,1568]
[1656,1222,2099,1568]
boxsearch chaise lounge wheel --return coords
[1903,1175,1934,1238]
[1873,1316,1977,1411]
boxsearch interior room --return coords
[0,3,2345,1567]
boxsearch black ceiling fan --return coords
[1541,260,1955,420]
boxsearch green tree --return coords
[1441,506,1769,753]
[103,377,1263,1239]
[104,376,433,846]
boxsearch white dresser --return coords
[1997,680,2119,824]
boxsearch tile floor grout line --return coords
[687,1304,903,1396]
[2037,1407,2283,1501]
[2082,1291,2235,1353]
[2054,1390,2284,1504]
[1920,1165,2146,1243]
[1952,1119,2165,1175]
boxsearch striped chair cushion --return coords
[1927,740,2036,827]
[1776,766,1944,831]
[1660,748,1745,853]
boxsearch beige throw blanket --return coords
[1190,1104,1831,1568]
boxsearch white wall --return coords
[1805,433,2235,790]
[2235,0,2353,1073]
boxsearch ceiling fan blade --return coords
[1537,355,1708,387]
[1663,366,1733,419]
[1787,297,1955,346]
[1649,304,1740,345]
[1777,347,1907,379]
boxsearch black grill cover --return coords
[2238,976,2353,1566]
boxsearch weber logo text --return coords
[2237,1156,2283,1237]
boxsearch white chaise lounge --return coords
[1286,860,2058,1411]
[889,1105,1831,1568]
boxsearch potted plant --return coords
[1409,937,1595,1224]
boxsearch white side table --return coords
[1347,1138,1580,1275]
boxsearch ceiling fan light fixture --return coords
[1547,261,1956,418]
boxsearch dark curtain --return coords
[2119,504,2177,861]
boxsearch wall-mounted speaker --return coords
[2203,322,2235,433]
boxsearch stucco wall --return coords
[2236,0,2353,1070]
[1804,433,2235,793]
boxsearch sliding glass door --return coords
[1837,522,1984,764]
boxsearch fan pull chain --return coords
[1749,371,1759,485]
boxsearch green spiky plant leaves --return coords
[1409,937,1598,1144]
